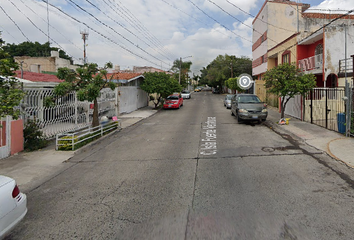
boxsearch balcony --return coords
[298,54,323,73]
[338,58,353,78]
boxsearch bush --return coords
[57,121,119,151]
[23,120,48,151]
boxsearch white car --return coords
[0,175,27,239]
[181,90,191,99]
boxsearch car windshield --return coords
[226,95,233,100]
[238,95,261,103]
[182,90,190,93]
[167,95,179,100]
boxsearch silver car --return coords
[181,90,191,99]
[231,94,268,123]
[224,94,234,109]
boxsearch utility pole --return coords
[179,57,182,84]
[80,30,89,64]
[230,62,233,78]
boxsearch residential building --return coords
[14,51,78,74]
[252,0,310,97]
[298,11,354,87]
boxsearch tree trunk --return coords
[281,96,285,119]
[92,98,99,127]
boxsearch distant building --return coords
[14,51,78,74]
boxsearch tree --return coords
[170,58,192,88]
[0,34,25,120]
[225,77,245,93]
[199,54,252,90]
[263,63,316,118]
[46,62,116,127]
[3,41,73,64]
[140,72,182,108]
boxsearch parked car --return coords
[212,88,220,94]
[194,87,202,92]
[0,175,27,239]
[224,94,234,109]
[163,94,183,109]
[181,90,191,99]
[231,94,267,123]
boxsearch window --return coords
[282,51,290,64]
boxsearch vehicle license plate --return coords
[252,115,258,119]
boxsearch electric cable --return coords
[65,0,170,66]
[19,0,83,52]
[84,0,172,62]
[0,5,30,42]
[7,0,79,62]
[40,0,170,70]
[185,0,252,43]
[106,0,176,60]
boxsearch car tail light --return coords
[12,185,20,198]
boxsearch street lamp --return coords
[179,56,192,84]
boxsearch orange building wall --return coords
[10,119,24,155]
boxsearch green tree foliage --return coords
[170,58,192,88]
[199,54,252,90]
[263,63,316,118]
[140,72,182,108]
[3,41,73,64]
[46,62,116,127]
[225,77,245,93]
[0,35,25,120]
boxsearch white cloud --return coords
[309,0,354,11]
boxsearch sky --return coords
[1,0,354,75]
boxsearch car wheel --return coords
[237,114,242,123]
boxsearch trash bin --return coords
[337,113,346,134]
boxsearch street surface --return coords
[6,91,354,239]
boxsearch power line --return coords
[160,0,231,39]
[19,0,83,52]
[225,0,295,33]
[0,25,20,44]
[185,0,252,43]
[265,9,354,66]
[41,0,169,70]
[7,0,79,62]
[0,5,30,41]
[105,0,176,61]
[84,0,172,62]
[65,0,170,66]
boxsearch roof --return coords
[14,71,63,83]
[107,72,143,81]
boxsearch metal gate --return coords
[284,94,302,119]
[0,116,11,159]
[305,88,346,132]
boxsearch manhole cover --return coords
[262,147,275,152]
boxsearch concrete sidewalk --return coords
[266,106,354,168]
[0,105,159,192]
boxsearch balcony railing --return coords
[339,58,353,73]
[298,54,323,72]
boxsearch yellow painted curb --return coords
[326,137,354,168]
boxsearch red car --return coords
[163,94,183,109]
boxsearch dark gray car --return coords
[231,94,267,123]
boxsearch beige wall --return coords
[268,36,298,67]
[14,51,77,73]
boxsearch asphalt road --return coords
[7,91,354,240]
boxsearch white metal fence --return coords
[22,88,118,139]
